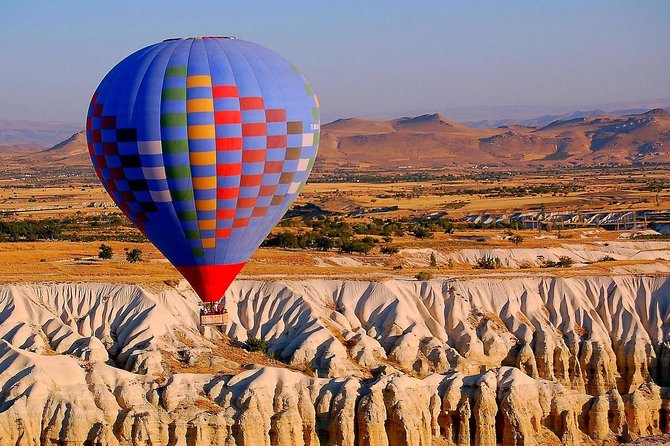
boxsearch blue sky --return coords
[1,1,668,123]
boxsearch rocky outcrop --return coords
[0,276,668,444]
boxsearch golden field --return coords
[0,165,669,288]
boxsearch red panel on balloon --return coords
[242,123,266,137]
[240,174,263,187]
[267,135,287,148]
[176,263,245,303]
[239,97,264,110]
[263,161,283,174]
[212,85,239,98]
[217,187,238,199]
[214,111,241,124]
[216,163,242,176]
[242,150,266,163]
[265,109,286,122]
[236,198,256,208]
[216,138,242,151]
[217,209,236,219]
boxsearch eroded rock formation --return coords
[0,276,668,444]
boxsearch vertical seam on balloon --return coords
[127,44,167,123]
[218,40,267,265]
[99,46,154,220]
[161,39,200,264]
[197,39,217,266]
[119,44,166,238]
[205,38,239,266]
[156,41,192,254]
[142,40,191,251]
[257,47,302,250]
[90,52,123,191]
[184,38,204,264]
[109,44,161,128]
[252,48,316,259]
[212,38,245,265]
[280,72,319,217]
[235,42,288,259]
[206,38,237,266]
[210,39,242,264]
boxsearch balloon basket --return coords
[199,301,228,328]
[200,312,228,326]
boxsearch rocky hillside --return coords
[0,276,668,445]
[0,119,83,153]
[318,109,670,169]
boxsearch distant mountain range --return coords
[318,108,670,169]
[464,107,667,129]
[0,120,83,153]
[327,98,670,126]
[1,109,669,176]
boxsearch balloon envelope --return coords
[86,37,320,301]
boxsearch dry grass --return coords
[0,233,667,286]
[0,182,111,219]
[194,398,223,414]
[158,330,303,377]
[0,240,182,286]
[299,167,670,219]
[3,166,669,221]
[573,324,589,338]
[208,337,288,369]
[0,167,668,286]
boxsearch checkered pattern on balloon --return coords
[86,37,319,301]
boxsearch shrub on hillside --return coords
[412,227,433,239]
[98,244,113,260]
[475,255,502,269]
[541,256,574,268]
[243,337,268,353]
[380,245,399,255]
[557,256,574,267]
[314,235,335,251]
[340,240,374,254]
[262,231,299,248]
[415,271,433,281]
[125,248,143,263]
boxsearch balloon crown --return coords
[162,36,236,42]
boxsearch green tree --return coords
[430,252,438,267]
[381,245,399,255]
[360,236,378,245]
[98,244,113,260]
[476,255,502,270]
[557,256,573,267]
[263,231,299,248]
[340,240,374,254]
[125,248,143,263]
[242,337,268,352]
[413,227,433,239]
[415,271,433,281]
[314,235,334,251]
[649,180,665,206]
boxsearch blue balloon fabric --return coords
[86,37,320,301]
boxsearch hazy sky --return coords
[1,1,668,123]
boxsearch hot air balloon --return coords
[86,37,320,312]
